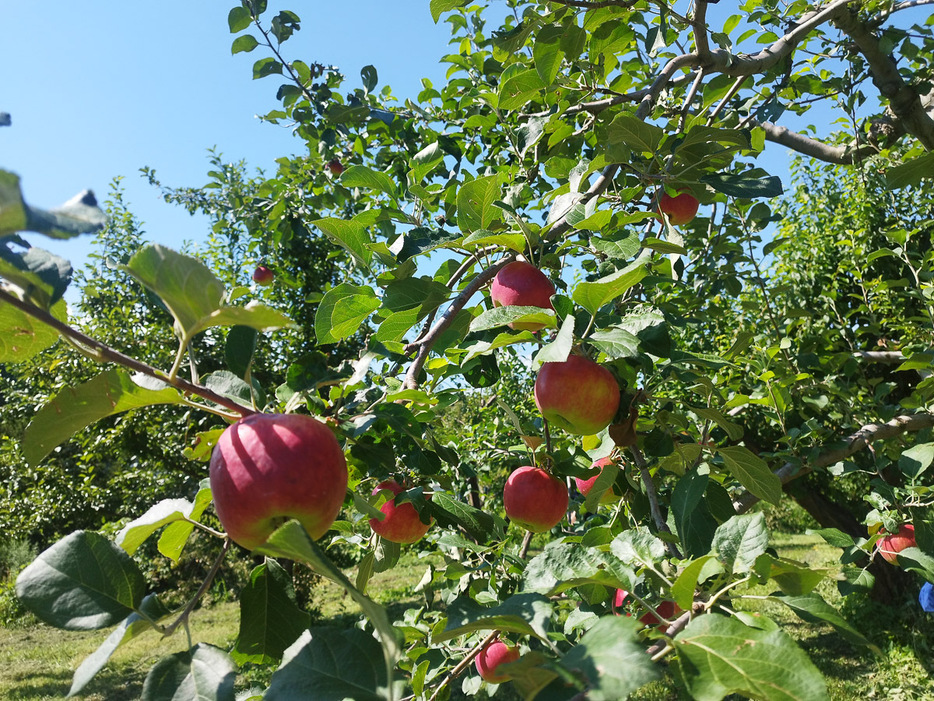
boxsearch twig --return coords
[161,539,231,637]
[519,530,534,560]
[427,631,500,701]
[630,446,682,559]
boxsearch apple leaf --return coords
[469,305,556,333]
[436,592,553,642]
[754,554,828,596]
[265,628,393,701]
[767,592,879,652]
[0,243,73,308]
[673,614,827,701]
[158,479,213,562]
[463,228,527,252]
[671,556,722,611]
[588,326,641,359]
[195,301,295,336]
[462,329,536,362]
[340,165,399,200]
[533,313,575,368]
[701,172,783,198]
[672,471,719,558]
[69,594,170,697]
[430,0,468,22]
[457,176,503,233]
[0,170,28,234]
[314,283,381,344]
[498,69,546,111]
[718,445,782,506]
[391,226,464,263]
[610,527,667,567]
[524,539,637,596]
[712,513,768,573]
[23,369,185,467]
[16,531,147,630]
[885,151,934,189]
[0,297,65,361]
[141,643,237,701]
[560,617,661,701]
[312,216,374,268]
[375,308,420,343]
[606,114,665,155]
[429,492,507,543]
[572,260,648,316]
[0,170,106,240]
[502,651,563,701]
[233,560,311,665]
[533,24,565,85]
[116,499,195,555]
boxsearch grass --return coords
[2,537,933,699]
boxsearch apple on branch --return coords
[326,158,345,176]
[209,413,348,550]
[252,265,274,286]
[535,354,620,435]
[490,260,555,331]
[475,640,520,683]
[575,455,620,505]
[613,590,681,633]
[878,523,916,564]
[369,479,432,544]
[657,189,699,226]
[503,465,569,532]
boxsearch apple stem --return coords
[426,630,499,701]
[519,530,534,560]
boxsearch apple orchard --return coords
[3,1,934,699]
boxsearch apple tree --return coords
[5,0,934,699]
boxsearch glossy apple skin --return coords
[490,261,555,331]
[534,355,620,435]
[209,413,348,550]
[327,159,345,176]
[658,191,699,226]
[878,524,916,564]
[475,641,520,683]
[504,465,569,532]
[575,456,618,504]
[369,479,432,544]
[252,265,274,286]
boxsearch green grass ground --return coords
[1,536,932,700]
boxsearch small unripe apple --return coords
[327,159,345,176]
[209,413,348,550]
[252,265,274,286]
[657,191,699,226]
[878,524,916,564]
[475,640,520,683]
[535,355,620,435]
[503,465,569,532]
[369,479,432,544]
[490,261,555,331]
[575,456,619,504]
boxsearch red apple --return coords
[503,465,569,532]
[475,640,520,683]
[209,413,348,550]
[252,265,274,286]
[327,159,345,176]
[657,190,699,226]
[534,355,620,435]
[490,261,555,331]
[369,479,432,544]
[878,524,916,564]
[613,590,680,633]
[575,456,619,505]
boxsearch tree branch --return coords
[733,412,934,513]
[630,445,683,559]
[756,121,880,164]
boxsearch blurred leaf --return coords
[0,297,65,361]
[768,593,879,652]
[141,644,236,701]
[885,152,934,188]
[0,243,73,307]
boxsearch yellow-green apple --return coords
[503,465,569,532]
[575,456,619,504]
[475,640,520,683]
[490,260,555,331]
[252,265,274,286]
[878,524,916,564]
[369,479,432,544]
[657,190,699,226]
[534,355,620,435]
[209,413,347,550]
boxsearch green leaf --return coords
[0,243,73,307]
[718,446,781,506]
[0,297,64,361]
[462,329,535,362]
[437,593,553,642]
[315,283,380,344]
[588,326,640,359]
[498,69,546,111]
[532,313,574,368]
[671,556,721,611]
[158,480,213,562]
[672,472,718,558]
[312,216,373,267]
[141,644,236,701]
[457,176,502,233]
[701,172,784,198]
[253,56,283,79]
[123,244,225,338]
[15,531,146,630]
[430,0,466,22]
[692,407,743,441]
[265,628,391,701]
[0,170,28,234]
[231,34,259,54]
[225,325,257,379]
[0,172,105,240]
[469,305,556,333]
[673,614,828,701]
[228,6,252,32]
[69,594,169,696]
[560,617,661,700]
[375,308,420,343]
[899,442,934,479]
[23,369,185,467]
[572,260,648,315]
[769,593,879,652]
[429,491,507,543]
[610,528,667,566]
[533,25,566,85]
[411,141,444,182]
[116,499,195,555]
[233,560,311,665]
[712,513,768,573]
[463,228,527,252]
[390,226,463,262]
[525,539,637,595]
[340,165,398,200]
[885,152,934,188]
[195,300,294,335]
[606,115,665,155]
[756,555,827,596]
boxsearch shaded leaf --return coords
[437,593,553,641]
[141,644,236,701]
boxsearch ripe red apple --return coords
[878,524,916,564]
[534,355,620,435]
[252,265,274,286]
[657,190,699,226]
[575,456,619,505]
[369,479,432,544]
[327,159,345,176]
[613,590,680,633]
[475,640,520,683]
[209,413,348,550]
[503,465,569,532]
[490,260,555,331]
